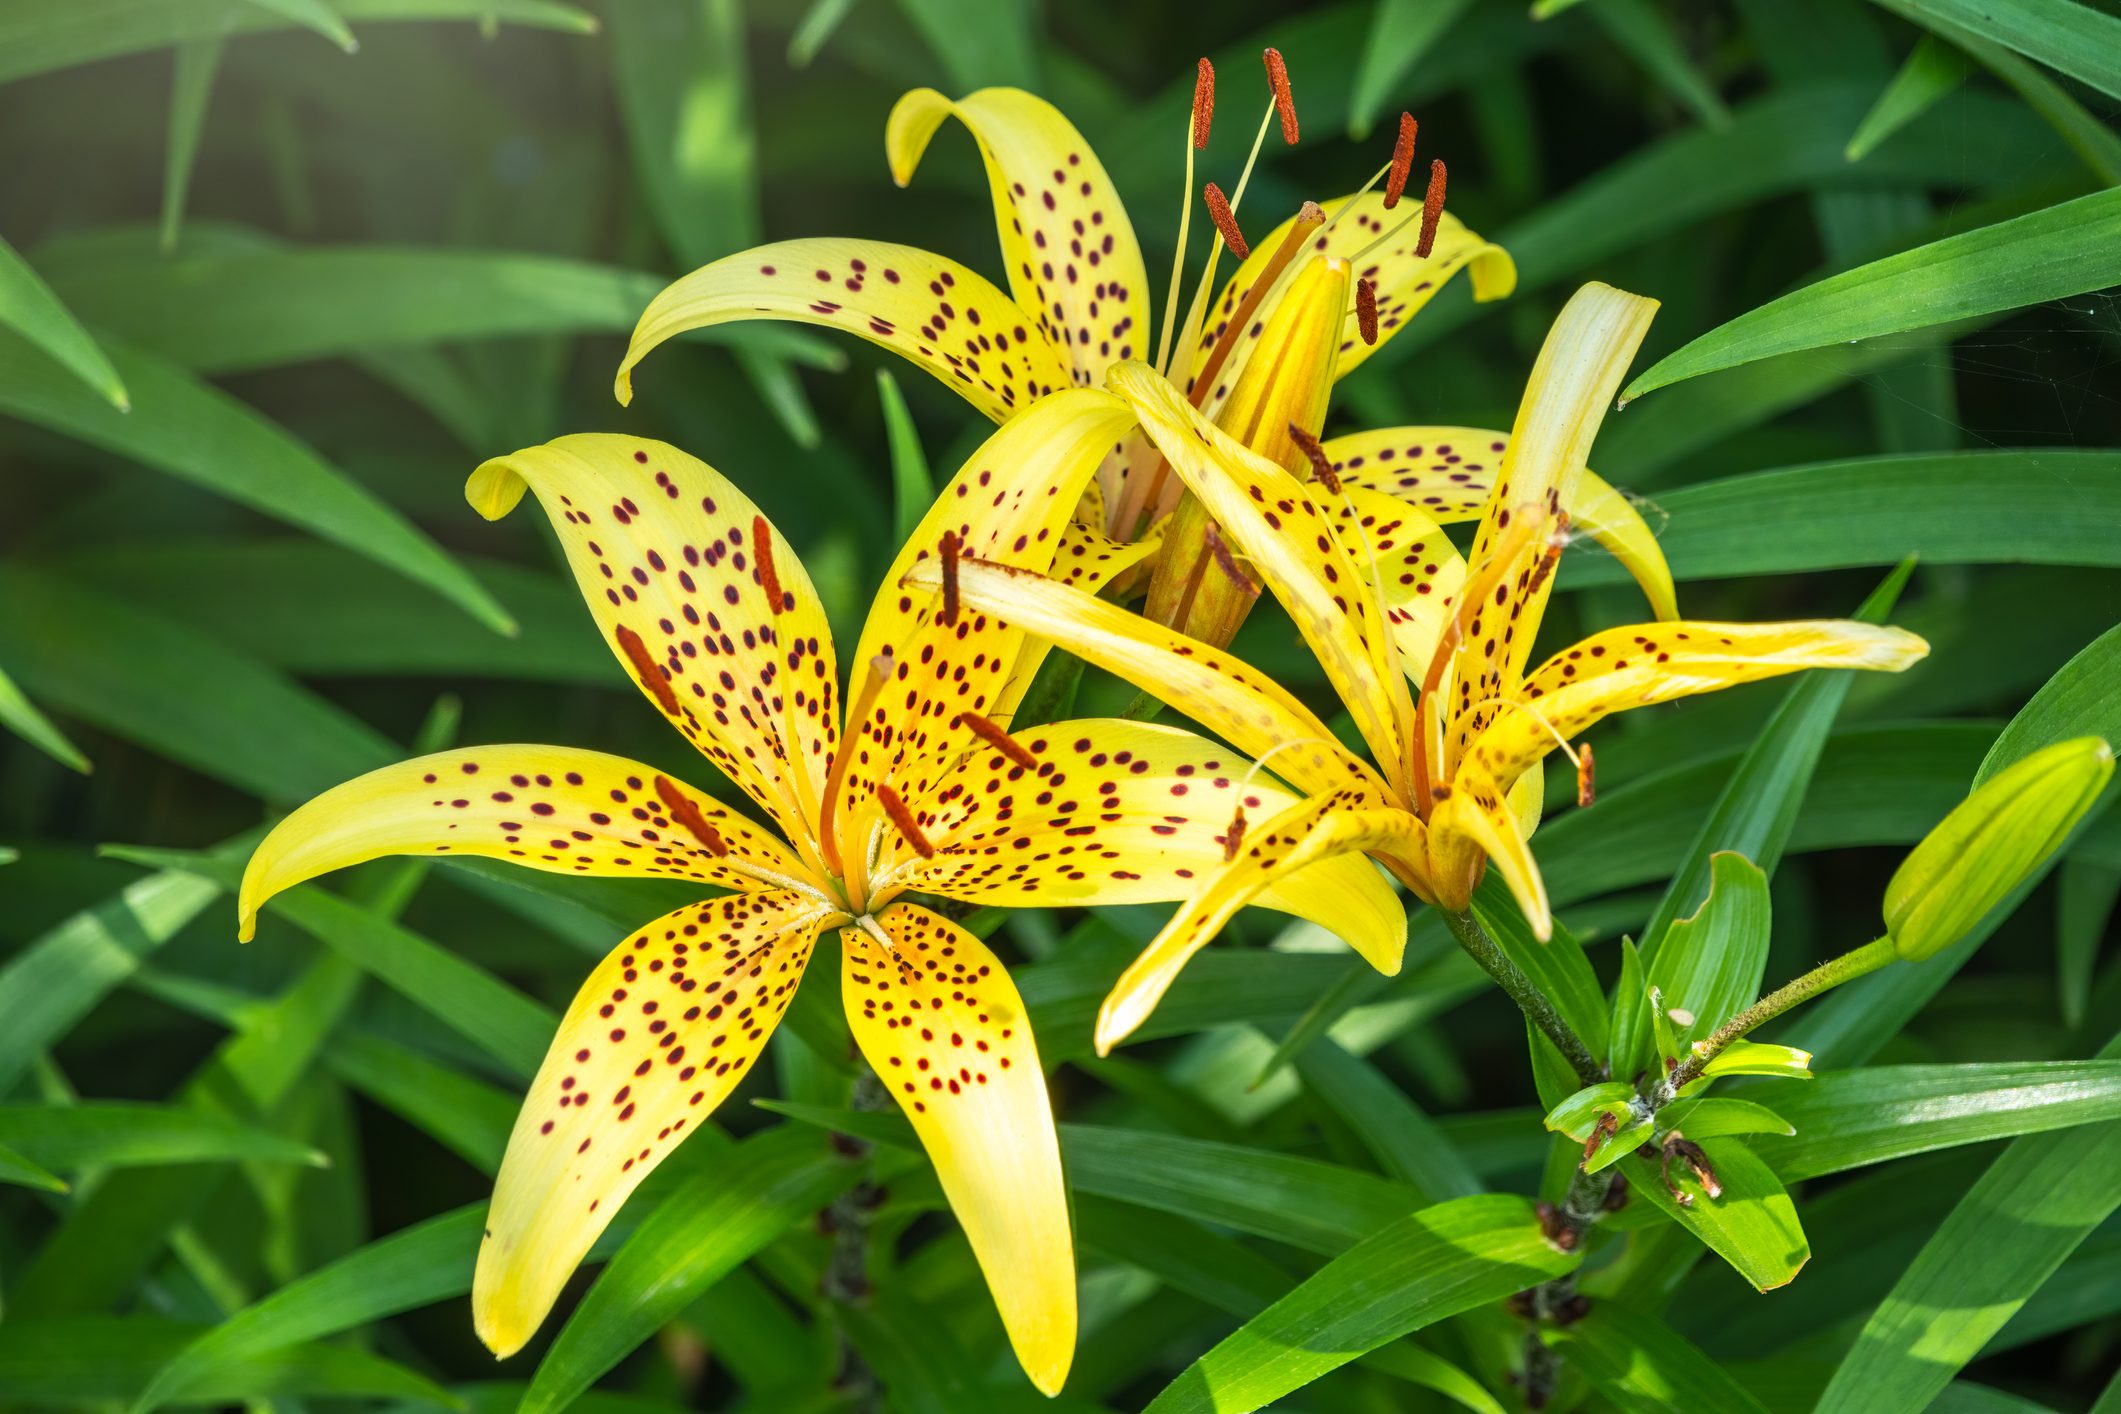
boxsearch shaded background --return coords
[2,0,2119,1409]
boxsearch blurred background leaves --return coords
[2,0,2119,1410]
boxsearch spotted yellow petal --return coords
[1446,283,1659,765]
[886,717,1391,935]
[468,435,839,848]
[1465,619,1931,788]
[888,87,1151,390]
[991,517,1157,721]
[614,239,1073,423]
[1187,197,1514,409]
[474,890,838,1358]
[1326,484,1467,677]
[1093,791,1415,1055]
[1107,359,1414,782]
[906,554,1389,804]
[237,747,820,941]
[1430,761,1551,939]
[844,903,1073,1395]
[836,390,1140,871]
[1323,425,1678,622]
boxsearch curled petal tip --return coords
[236,913,256,944]
[612,369,635,407]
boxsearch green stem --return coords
[1663,935,1897,1093]
[1439,907,1604,1088]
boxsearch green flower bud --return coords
[1885,737,2114,961]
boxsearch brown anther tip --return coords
[616,623,681,715]
[1222,803,1247,862]
[1192,58,1215,148]
[1384,113,1417,208]
[1263,48,1297,144]
[653,774,730,857]
[876,784,935,859]
[1416,159,1447,258]
[1584,1109,1619,1160]
[1287,422,1340,493]
[1355,277,1379,345]
[1576,743,1597,810]
[938,529,961,626]
[751,515,789,615]
[960,710,1038,772]
[1203,181,1249,258]
[1205,523,1256,594]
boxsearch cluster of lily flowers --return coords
[239,51,1926,1397]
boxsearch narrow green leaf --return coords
[520,1129,860,1414]
[1141,1195,1578,1414]
[1814,1035,2121,1413]
[1625,853,1770,1079]
[0,1317,456,1407]
[240,0,358,51]
[892,0,1038,90]
[1977,623,2121,785]
[0,657,90,772]
[0,232,125,407]
[1624,189,2121,400]
[325,1030,516,1174]
[1624,1137,1808,1290]
[0,0,595,85]
[1295,1038,1483,1203]
[1475,874,1608,1056]
[1657,1096,1793,1141]
[0,1139,68,1192]
[0,1103,325,1172]
[1584,0,1731,130]
[1699,1039,1812,1080]
[1757,1062,2121,1181]
[787,0,857,66]
[1545,1301,1773,1414]
[1867,0,2121,103]
[2058,861,2121,1029]
[159,36,222,252]
[1846,34,1970,160]
[878,369,935,547]
[1942,24,2121,185]
[1347,0,1479,139]
[0,337,514,633]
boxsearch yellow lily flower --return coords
[233,391,1403,1395]
[607,56,1678,645]
[914,282,1931,1054]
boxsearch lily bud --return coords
[1143,256,1347,647]
[1885,736,2114,961]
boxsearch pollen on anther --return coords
[939,529,961,626]
[1576,743,1597,811]
[1355,278,1379,345]
[877,784,935,859]
[1263,48,1298,144]
[1191,58,1215,149]
[960,711,1038,771]
[1288,423,1340,494]
[616,624,681,714]
[654,775,731,857]
[1206,523,1256,595]
[1222,801,1248,862]
[1384,113,1417,209]
[752,515,789,614]
[1417,159,1448,258]
[1203,182,1248,258]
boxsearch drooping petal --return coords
[1463,620,1931,789]
[906,554,1391,804]
[474,890,839,1357]
[1326,484,1467,677]
[614,239,1073,424]
[238,747,823,941]
[1108,359,1415,782]
[844,904,1073,1395]
[990,517,1158,722]
[884,718,1396,943]
[468,435,839,847]
[1093,791,1416,1055]
[833,391,1140,870]
[1428,761,1551,939]
[1446,283,1659,766]
[1324,424,1678,622]
[888,87,1151,390]
[1187,196,1514,412]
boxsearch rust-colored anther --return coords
[1222,802,1248,862]
[1192,57,1215,148]
[752,515,788,614]
[1576,743,1597,810]
[654,774,730,857]
[938,529,961,627]
[1355,277,1379,345]
[1416,159,1447,258]
[1187,201,1325,406]
[876,784,934,859]
[1203,181,1249,258]
[1205,523,1256,594]
[616,624,681,715]
[960,710,1038,771]
[1584,1109,1619,1161]
[1287,422,1340,493]
[1384,112,1417,208]
[1263,47,1298,144]
[1524,512,1571,599]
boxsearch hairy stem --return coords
[823,1064,892,1408]
[1663,935,1896,1093]
[1439,907,1604,1088]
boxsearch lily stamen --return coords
[960,709,1038,770]
[1263,47,1298,144]
[653,774,730,856]
[1417,159,1447,258]
[1187,201,1325,404]
[1577,743,1596,810]
[1287,421,1340,493]
[1161,90,1278,381]
[752,515,788,614]
[1384,113,1417,209]
[615,623,681,715]
[1206,522,1256,594]
[940,529,962,627]
[876,783,935,859]
[1355,278,1379,345]
[1203,182,1250,258]
[1154,58,1216,372]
